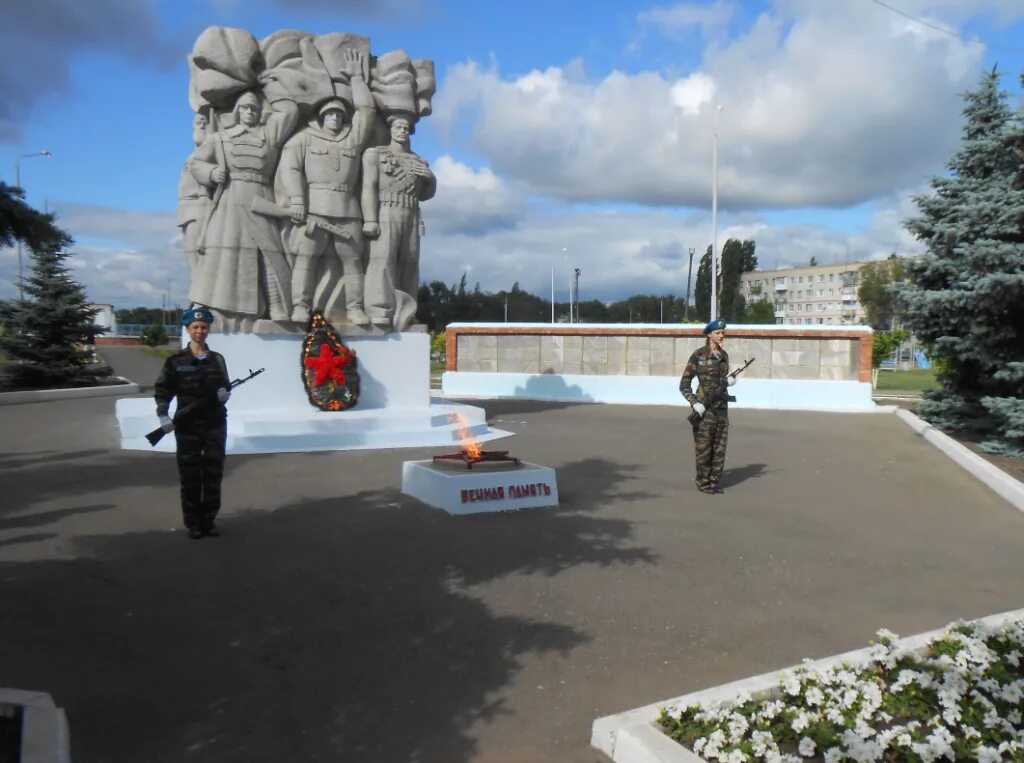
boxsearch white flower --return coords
[1000,680,1023,704]
[841,688,859,709]
[750,730,775,757]
[727,713,749,740]
[783,672,802,696]
[1006,650,1021,667]
[805,687,824,706]
[926,726,955,759]
[975,746,1002,763]
[724,749,748,763]
[875,627,899,642]
[791,711,810,733]
[798,737,816,757]
[1007,708,1022,725]
[823,749,843,763]
[826,706,846,724]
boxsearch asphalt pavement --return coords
[2,345,1024,762]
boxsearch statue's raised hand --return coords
[339,48,366,80]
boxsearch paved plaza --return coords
[2,346,1024,762]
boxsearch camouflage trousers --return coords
[692,410,728,489]
[175,423,226,530]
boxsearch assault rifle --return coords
[687,357,755,427]
[146,367,266,447]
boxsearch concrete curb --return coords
[0,688,70,763]
[893,407,1024,513]
[592,608,1024,763]
[0,377,139,406]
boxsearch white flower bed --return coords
[658,616,1024,762]
[591,609,1024,763]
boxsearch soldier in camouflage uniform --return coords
[155,306,232,539]
[679,319,736,494]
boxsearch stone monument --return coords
[184,26,436,333]
[115,26,509,455]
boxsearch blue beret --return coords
[702,319,726,336]
[181,305,214,326]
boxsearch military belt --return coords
[380,192,419,208]
[229,172,269,185]
[310,182,354,193]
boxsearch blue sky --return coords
[2,0,1023,308]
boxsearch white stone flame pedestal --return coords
[402,460,559,515]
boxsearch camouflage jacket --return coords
[154,346,230,424]
[679,345,731,410]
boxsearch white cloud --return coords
[432,1,1018,210]
[424,155,526,235]
[638,1,736,38]
[0,203,190,308]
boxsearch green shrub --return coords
[140,323,168,347]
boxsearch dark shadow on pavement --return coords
[720,462,770,489]
[0,458,654,763]
[0,504,114,532]
[0,449,110,470]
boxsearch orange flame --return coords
[452,413,483,460]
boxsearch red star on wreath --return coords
[304,343,351,387]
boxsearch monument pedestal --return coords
[115,332,511,454]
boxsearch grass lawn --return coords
[141,346,176,360]
[875,367,939,392]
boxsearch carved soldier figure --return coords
[361,113,436,329]
[179,112,211,277]
[278,49,375,324]
[189,89,299,329]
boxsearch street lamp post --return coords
[550,264,555,323]
[13,150,53,301]
[684,246,695,322]
[573,268,581,323]
[710,105,722,322]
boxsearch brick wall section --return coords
[95,336,143,346]
[446,325,874,383]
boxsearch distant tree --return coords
[857,255,907,330]
[809,256,818,267]
[872,328,908,368]
[693,240,757,323]
[743,299,776,324]
[116,307,165,325]
[140,322,169,347]
[897,67,1024,456]
[0,245,112,389]
[694,246,713,322]
[719,239,757,322]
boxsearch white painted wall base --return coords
[402,460,559,515]
[441,372,875,412]
[116,332,512,454]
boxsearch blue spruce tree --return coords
[898,68,1024,456]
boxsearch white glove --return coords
[727,376,736,387]
[692,402,706,417]
[217,387,230,403]
[159,415,174,433]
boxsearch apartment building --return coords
[739,261,867,326]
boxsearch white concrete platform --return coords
[115,332,512,454]
[0,688,71,763]
[402,459,558,515]
[441,372,876,412]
